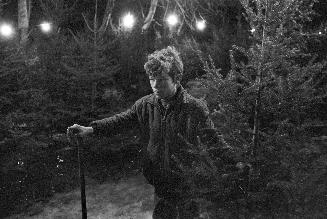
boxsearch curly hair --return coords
[144,46,184,83]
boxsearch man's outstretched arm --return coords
[67,101,139,140]
[89,104,139,137]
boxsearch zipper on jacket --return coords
[161,106,170,177]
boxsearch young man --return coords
[67,46,214,218]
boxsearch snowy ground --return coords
[6,175,155,219]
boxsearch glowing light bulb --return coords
[196,20,206,31]
[166,14,178,27]
[0,23,14,38]
[122,12,135,29]
[40,22,52,33]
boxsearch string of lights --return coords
[0,21,53,39]
[1,12,208,40]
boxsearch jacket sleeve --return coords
[89,101,139,137]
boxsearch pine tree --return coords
[62,0,119,116]
[173,0,327,217]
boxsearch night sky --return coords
[1,0,106,32]
[1,0,326,32]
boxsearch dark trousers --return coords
[143,162,199,218]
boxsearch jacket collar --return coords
[146,85,186,108]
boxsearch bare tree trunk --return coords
[99,0,115,34]
[142,0,158,32]
[82,0,115,112]
[252,0,268,156]
[0,0,3,16]
[18,0,30,45]
[27,0,32,23]
[91,28,98,112]
[252,86,262,156]
[91,0,99,113]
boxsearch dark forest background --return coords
[0,0,326,218]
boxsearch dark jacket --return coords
[90,86,214,198]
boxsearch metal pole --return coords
[76,136,87,219]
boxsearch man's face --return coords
[149,71,177,99]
